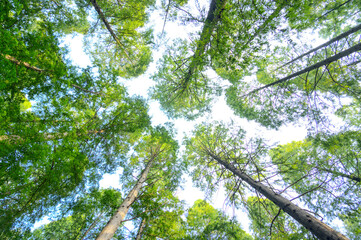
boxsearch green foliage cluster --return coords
[246,197,312,240]
[139,199,252,240]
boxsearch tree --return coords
[96,156,156,239]
[226,23,361,130]
[0,71,150,236]
[270,131,361,220]
[27,124,184,240]
[0,0,154,236]
[96,125,181,239]
[1,4,152,231]
[180,199,252,240]
[85,0,154,78]
[247,197,313,240]
[151,0,226,119]
[185,123,348,240]
[29,189,123,240]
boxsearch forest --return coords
[0,0,360,239]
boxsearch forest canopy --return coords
[0,0,360,239]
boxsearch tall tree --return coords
[96,125,180,239]
[180,199,252,240]
[29,189,124,240]
[96,156,156,240]
[151,0,227,119]
[270,131,361,219]
[225,22,361,130]
[85,0,154,78]
[185,123,348,240]
[247,197,313,240]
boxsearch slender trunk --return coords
[243,2,286,50]
[14,119,70,123]
[183,0,227,86]
[96,159,155,240]
[89,0,132,61]
[208,152,349,240]
[0,130,104,144]
[3,54,103,95]
[276,23,361,70]
[320,168,361,183]
[135,218,146,240]
[2,54,45,73]
[316,0,353,21]
[70,84,103,95]
[81,212,104,240]
[244,42,361,97]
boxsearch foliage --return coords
[184,122,269,207]
[85,0,155,78]
[270,131,361,219]
[340,208,361,240]
[151,40,216,120]
[181,199,253,240]
[30,189,123,240]
[1,0,360,238]
[247,197,312,240]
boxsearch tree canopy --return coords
[1,0,360,239]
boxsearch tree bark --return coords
[320,168,361,183]
[2,54,45,73]
[243,1,286,50]
[80,212,104,240]
[3,54,103,95]
[276,23,361,70]
[0,130,104,144]
[207,151,349,240]
[89,0,132,61]
[182,0,227,86]
[244,42,361,97]
[96,158,155,240]
[135,218,146,240]
[1,54,45,73]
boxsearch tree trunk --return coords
[80,211,104,240]
[2,54,45,72]
[276,23,361,70]
[207,152,349,240]
[0,130,104,144]
[244,42,361,96]
[242,1,286,50]
[96,159,155,240]
[3,54,103,95]
[320,168,361,183]
[135,218,146,240]
[182,0,227,86]
[89,0,131,61]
